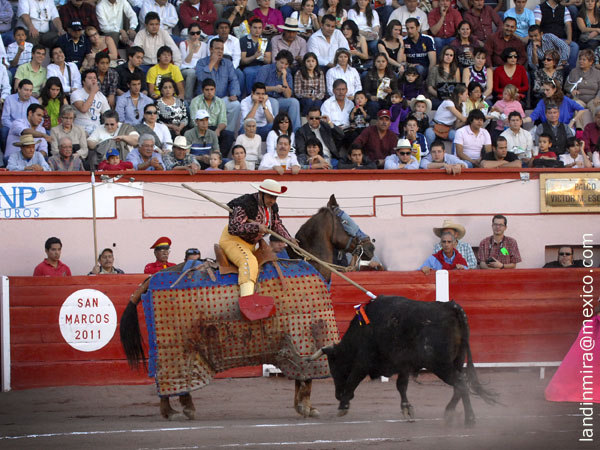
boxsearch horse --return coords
[120,195,376,420]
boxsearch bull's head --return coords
[310,344,352,413]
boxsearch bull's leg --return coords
[444,387,462,425]
[294,380,320,418]
[436,367,476,427]
[337,369,366,416]
[396,371,415,422]
[456,373,476,427]
[159,396,179,420]
[179,393,196,420]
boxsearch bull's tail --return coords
[452,301,499,405]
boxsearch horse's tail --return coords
[452,301,500,406]
[120,278,150,370]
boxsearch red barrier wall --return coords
[7,269,587,389]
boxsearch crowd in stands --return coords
[3,0,600,172]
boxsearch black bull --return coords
[311,296,499,425]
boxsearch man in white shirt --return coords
[71,69,110,135]
[258,134,301,174]
[320,79,353,128]
[133,11,181,68]
[388,0,429,35]
[96,0,138,46]
[307,14,349,68]
[138,0,178,34]
[240,82,275,140]
[500,111,535,166]
[18,0,65,47]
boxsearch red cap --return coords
[377,110,391,118]
[150,237,172,249]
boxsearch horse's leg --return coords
[179,393,195,420]
[304,380,320,418]
[159,396,179,420]
[294,380,319,418]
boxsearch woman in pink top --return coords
[253,0,284,36]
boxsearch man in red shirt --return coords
[428,0,463,57]
[33,237,72,276]
[354,110,398,168]
[144,237,176,274]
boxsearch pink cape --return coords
[545,315,600,403]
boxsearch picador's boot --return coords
[238,281,275,320]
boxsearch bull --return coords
[310,296,498,426]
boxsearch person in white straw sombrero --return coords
[432,219,477,269]
[219,179,296,298]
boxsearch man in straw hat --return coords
[432,219,477,269]
[6,134,50,171]
[420,231,468,275]
[144,236,176,274]
[271,18,307,68]
[219,179,295,298]
[163,136,200,174]
[384,138,419,170]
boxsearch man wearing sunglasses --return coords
[485,17,526,68]
[144,237,176,274]
[543,246,584,268]
[384,138,419,170]
[294,106,342,162]
[527,25,569,71]
[116,73,154,125]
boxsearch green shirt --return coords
[15,63,47,95]
[189,95,227,128]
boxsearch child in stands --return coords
[97,148,134,171]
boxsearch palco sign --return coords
[540,174,600,213]
[58,289,117,352]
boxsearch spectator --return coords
[424,83,468,146]
[582,106,600,162]
[320,78,354,142]
[6,133,50,171]
[356,109,398,168]
[560,137,593,167]
[204,19,242,82]
[504,0,536,43]
[87,109,139,167]
[60,0,100,31]
[50,105,88,160]
[377,19,405,73]
[531,49,564,103]
[18,0,65,48]
[307,14,350,68]
[318,0,347,28]
[403,18,436,77]
[95,52,119,109]
[337,144,377,169]
[297,137,331,169]
[96,0,138,47]
[225,144,255,170]
[477,214,522,269]
[14,44,46,96]
[347,0,380,54]
[138,0,179,35]
[180,23,207,103]
[57,20,91,68]
[195,38,242,134]
[138,103,172,151]
[401,114,429,159]
[185,109,220,164]
[388,0,429,35]
[258,134,301,173]
[83,26,119,70]
[500,111,535,166]
[206,151,223,170]
[464,0,502,44]
[543,246,585,268]
[271,17,307,69]
[480,135,522,168]
[534,0,579,69]
[428,0,463,53]
[390,91,411,134]
[290,0,319,39]
[485,17,527,68]
[527,25,569,72]
[240,81,275,139]
[420,231,468,274]
[126,133,165,170]
[266,112,295,154]
[577,0,600,50]
[239,18,272,96]
[5,103,48,162]
[46,46,82,97]
[234,118,262,166]
[48,137,84,171]
[0,0,11,38]
[295,106,343,162]
[533,131,560,165]
[134,12,181,68]
[420,138,467,174]
[97,147,134,170]
[384,137,419,169]
[293,52,326,115]
[223,0,253,30]
[398,65,426,100]
[71,69,110,135]
[144,236,175,274]
[180,0,217,36]
[362,52,399,117]
[326,48,361,100]
[492,47,528,101]
[454,109,492,168]
[463,81,489,117]
[115,73,154,125]
[156,78,189,139]
[451,21,483,70]
[432,218,477,269]
[33,237,72,276]
[426,45,460,109]
[39,78,67,133]
[564,49,600,116]
[462,48,493,100]
[6,27,33,77]
[89,248,125,275]
[489,84,525,134]
[163,136,201,174]
[527,80,585,129]
[342,19,371,73]
[116,46,149,96]
[253,0,284,36]
[407,94,430,134]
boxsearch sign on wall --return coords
[59,289,117,352]
[540,174,600,213]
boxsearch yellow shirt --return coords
[146,64,184,97]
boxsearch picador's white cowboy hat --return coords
[251,179,288,196]
[433,219,466,240]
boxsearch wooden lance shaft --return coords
[181,183,377,299]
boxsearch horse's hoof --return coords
[295,405,310,417]
[183,407,195,420]
[309,407,320,418]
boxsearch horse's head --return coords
[329,198,375,261]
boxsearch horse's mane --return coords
[287,208,332,260]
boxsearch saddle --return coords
[214,239,279,275]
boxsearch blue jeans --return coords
[272,96,302,132]
[425,126,456,146]
[299,98,323,116]
[568,41,579,70]
[243,65,263,97]
[433,37,454,57]
[367,39,379,57]
[280,5,295,18]
[224,98,241,133]
[375,6,394,34]
[412,64,428,78]
[235,68,246,98]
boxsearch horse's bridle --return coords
[330,208,371,269]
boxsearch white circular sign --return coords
[59,289,117,352]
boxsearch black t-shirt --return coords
[482,151,518,162]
